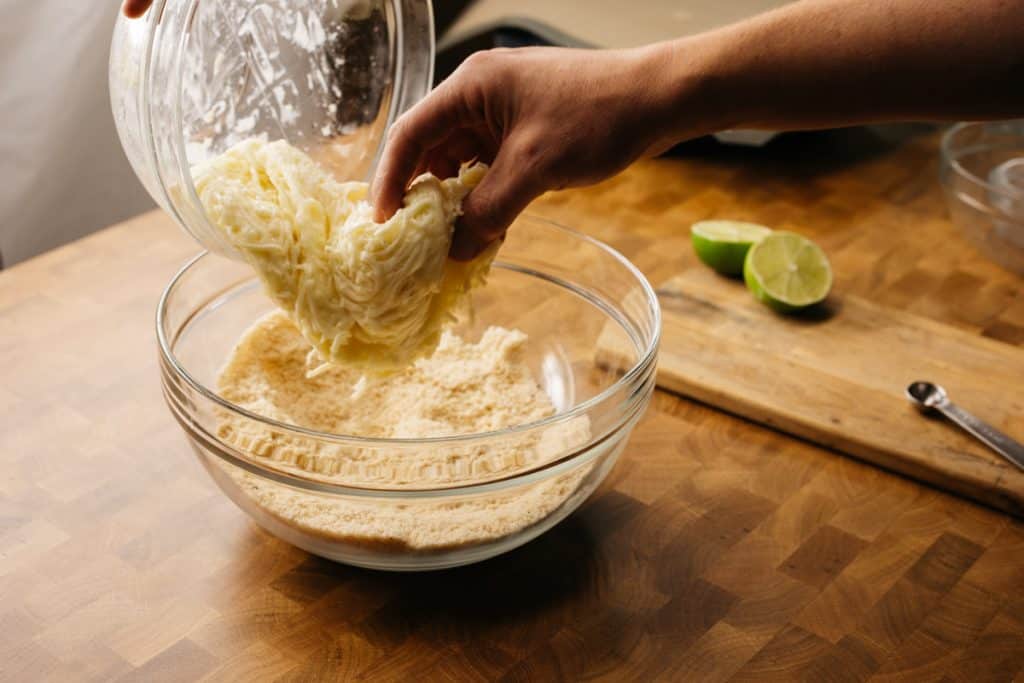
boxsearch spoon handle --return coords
[938,402,1024,472]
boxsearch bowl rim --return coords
[156,215,661,491]
[941,120,1024,200]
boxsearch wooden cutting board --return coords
[597,267,1024,516]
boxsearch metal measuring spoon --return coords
[906,381,1024,472]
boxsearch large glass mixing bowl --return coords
[158,216,660,570]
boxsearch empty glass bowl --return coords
[158,215,660,570]
[940,120,1024,275]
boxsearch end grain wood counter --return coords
[2,128,1023,681]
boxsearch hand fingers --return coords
[421,155,460,181]
[123,0,154,18]
[371,85,467,222]
[417,128,495,180]
[450,143,546,261]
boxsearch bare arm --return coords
[672,0,1024,135]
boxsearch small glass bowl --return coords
[158,215,660,570]
[940,120,1024,275]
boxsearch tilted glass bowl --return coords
[940,120,1024,275]
[158,215,660,570]
[110,0,434,257]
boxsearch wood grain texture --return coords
[596,267,1024,516]
[2,127,1024,681]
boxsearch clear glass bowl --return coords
[940,120,1024,275]
[110,0,434,257]
[158,215,660,570]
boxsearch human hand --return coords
[123,0,153,18]
[371,46,692,260]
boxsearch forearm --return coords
[649,0,1024,141]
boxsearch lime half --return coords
[743,231,832,312]
[691,221,772,276]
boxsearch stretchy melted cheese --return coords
[192,138,496,372]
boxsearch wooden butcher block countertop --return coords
[2,127,1023,681]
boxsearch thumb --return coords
[451,145,545,261]
[123,0,153,18]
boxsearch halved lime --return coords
[691,221,772,276]
[743,232,832,312]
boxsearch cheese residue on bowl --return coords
[192,137,497,372]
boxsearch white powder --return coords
[216,312,592,551]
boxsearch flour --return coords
[216,312,592,551]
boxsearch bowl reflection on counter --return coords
[157,215,660,571]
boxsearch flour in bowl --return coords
[216,312,592,551]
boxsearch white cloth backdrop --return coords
[0,0,154,268]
